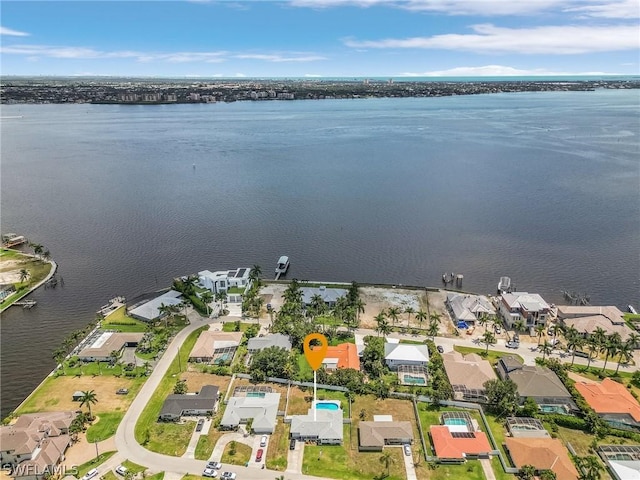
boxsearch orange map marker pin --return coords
[303,333,328,371]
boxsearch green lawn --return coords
[121,459,147,474]
[86,412,124,442]
[426,461,486,480]
[134,326,207,450]
[266,419,289,471]
[102,472,118,480]
[147,473,165,480]
[61,358,148,377]
[146,421,196,456]
[222,321,254,332]
[221,442,252,466]
[482,413,511,462]
[102,306,148,332]
[74,451,117,477]
[302,426,407,480]
[227,286,245,294]
[0,252,54,310]
[491,456,516,480]
[453,346,524,366]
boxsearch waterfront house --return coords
[358,420,414,451]
[384,339,429,370]
[246,333,292,353]
[220,392,281,434]
[322,343,360,371]
[574,378,640,432]
[128,290,183,323]
[189,330,242,364]
[445,293,496,327]
[77,331,144,362]
[496,356,576,412]
[498,292,550,329]
[300,285,348,308]
[198,268,251,296]
[505,437,579,480]
[557,305,637,346]
[289,408,344,445]
[441,351,496,402]
[0,411,76,478]
[159,385,219,421]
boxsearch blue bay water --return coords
[1,89,638,416]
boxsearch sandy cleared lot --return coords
[0,259,24,284]
[179,372,232,397]
[16,375,142,415]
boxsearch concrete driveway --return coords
[247,434,268,467]
[401,447,417,480]
[209,432,254,463]
[286,440,305,475]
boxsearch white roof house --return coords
[290,408,344,445]
[128,290,182,322]
[220,393,280,434]
[499,292,550,328]
[247,333,292,353]
[301,286,348,307]
[446,293,496,325]
[384,342,429,370]
[198,268,251,294]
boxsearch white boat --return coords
[498,276,511,294]
[629,305,638,315]
[275,256,290,277]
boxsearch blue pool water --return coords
[316,402,339,410]
[404,375,426,385]
[444,419,468,426]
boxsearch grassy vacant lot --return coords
[74,451,116,477]
[102,306,148,332]
[194,430,225,461]
[147,420,196,456]
[266,419,289,471]
[222,321,254,332]
[135,326,207,451]
[181,372,232,398]
[302,425,407,480]
[15,375,144,416]
[86,412,124,442]
[221,442,252,466]
[453,346,523,366]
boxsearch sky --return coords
[1,0,639,77]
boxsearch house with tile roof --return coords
[442,351,496,402]
[499,292,550,329]
[358,421,414,451]
[384,340,429,370]
[220,392,281,434]
[429,426,491,463]
[0,411,76,479]
[575,378,640,432]
[505,437,579,480]
[496,355,576,412]
[322,343,360,371]
[189,330,243,364]
[446,293,496,326]
[557,306,637,345]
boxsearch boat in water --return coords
[2,233,27,248]
[498,276,512,294]
[275,256,290,279]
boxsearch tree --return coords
[576,455,604,480]
[520,397,538,417]
[405,306,415,328]
[539,470,557,480]
[79,390,98,420]
[387,307,400,327]
[518,465,536,480]
[427,320,439,340]
[535,324,546,346]
[415,310,427,328]
[615,339,634,374]
[429,312,442,325]
[601,332,621,372]
[484,379,519,417]
[586,336,599,370]
[359,409,367,421]
[565,328,585,366]
[513,319,525,333]
[478,314,488,332]
[173,379,188,394]
[250,346,293,381]
[361,336,386,378]
[379,450,395,477]
[374,312,387,336]
[158,303,174,329]
[200,290,213,316]
[249,264,262,283]
[481,331,496,354]
[539,340,554,361]
[548,324,561,341]
[19,268,30,284]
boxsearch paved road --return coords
[114,315,331,480]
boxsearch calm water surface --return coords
[1,90,638,416]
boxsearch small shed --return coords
[72,391,84,401]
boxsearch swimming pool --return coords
[403,375,426,385]
[315,401,340,410]
[246,392,265,398]
[539,405,568,414]
[444,418,468,426]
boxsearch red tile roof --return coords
[575,378,640,422]
[324,343,360,370]
[429,426,491,460]
[505,437,579,480]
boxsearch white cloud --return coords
[304,73,323,77]
[234,53,326,62]
[344,24,640,54]
[0,26,30,36]
[235,72,246,77]
[399,64,619,76]
[564,0,639,18]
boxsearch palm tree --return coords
[200,290,213,316]
[143,361,151,375]
[481,331,496,354]
[427,319,439,340]
[249,264,262,283]
[387,307,400,327]
[429,312,442,325]
[478,314,488,332]
[19,268,30,284]
[535,324,546,346]
[79,390,98,420]
[539,340,554,361]
[215,291,227,312]
[355,298,366,323]
[514,319,526,333]
[601,332,622,372]
[374,312,387,336]
[548,324,561,342]
[615,340,634,374]
[405,306,415,328]
[415,310,427,329]
[566,331,585,366]
[158,303,173,328]
[379,450,395,477]
[539,470,557,480]
[519,465,536,480]
[376,317,391,337]
[586,336,599,369]
[592,327,607,349]
[576,455,604,480]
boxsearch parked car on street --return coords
[202,468,217,478]
[206,461,222,470]
[81,469,98,480]
[436,345,444,354]
[221,473,236,480]
[115,465,128,476]
[506,341,519,349]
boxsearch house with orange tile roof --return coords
[429,426,491,463]
[574,378,640,432]
[505,437,579,480]
[322,343,360,371]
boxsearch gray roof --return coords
[220,393,280,431]
[247,334,292,352]
[290,408,343,442]
[500,363,573,402]
[358,421,414,448]
[447,293,496,322]
[159,385,219,418]
[301,286,348,305]
[129,290,182,321]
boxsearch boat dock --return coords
[14,300,37,309]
